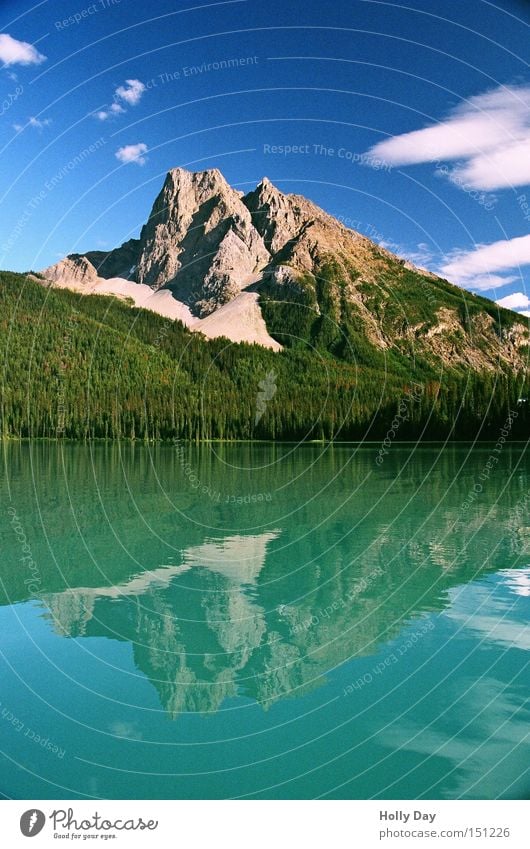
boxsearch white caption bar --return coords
[1,799,527,847]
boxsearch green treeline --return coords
[1,271,528,441]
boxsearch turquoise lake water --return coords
[1,442,529,799]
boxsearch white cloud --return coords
[115,143,148,166]
[0,33,46,66]
[367,85,530,191]
[370,115,514,166]
[28,116,51,129]
[378,238,401,253]
[518,310,530,318]
[403,242,437,267]
[496,292,530,311]
[452,137,530,191]
[457,274,519,292]
[13,115,52,132]
[93,79,145,120]
[441,234,530,283]
[380,239,437,269]
[95,102,125,121]
[115,78,145,106]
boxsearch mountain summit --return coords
[43,167,528,368]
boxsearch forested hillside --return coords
[1,271,528,441]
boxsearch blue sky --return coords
[1,0,529,315]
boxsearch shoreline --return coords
[1,437,529,446]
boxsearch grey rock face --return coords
[135,168,270,315]
[85,238,140,280]
[43,169,345,316]
[243,177,312,254]
[43,254,99,287]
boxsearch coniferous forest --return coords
[1,270,528,442]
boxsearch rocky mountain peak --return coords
[243,177,300,254]
[242,177,351,265]
[44,254,99,288]
[163,166,230,198]
[39,166,529,369]
[134,167,270,314]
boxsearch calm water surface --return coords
[0,442,529,799]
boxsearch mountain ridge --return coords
[40,166,528,370]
